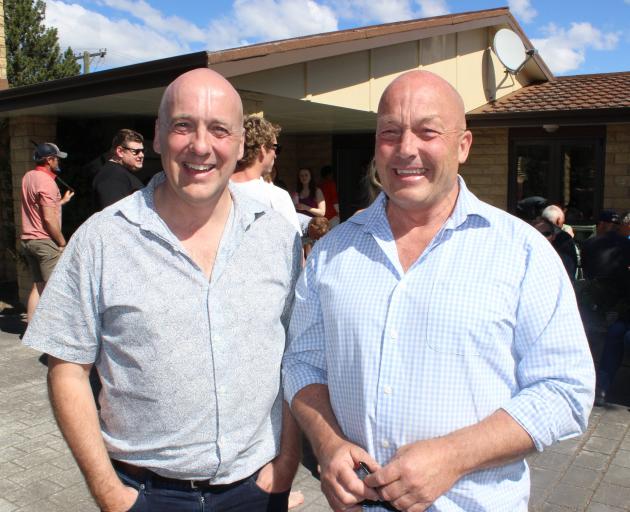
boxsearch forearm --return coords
[48,358,122,506]
[443,409,535,478]
[291,383,347,461]
[42,214,66,247]
[278,400,302,466]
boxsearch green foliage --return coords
[4,0,81,87]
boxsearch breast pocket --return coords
[426,280,511,356]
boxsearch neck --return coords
[387,181,459,234]
[154,182,232,237]
[231,164,263,183]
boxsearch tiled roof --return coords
[470,72,630,115]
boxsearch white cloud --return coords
[329,0,414,24]
[45,1,192,68]
[99,0,206,43]
[508,0,537,23]
[206,0,338,51]
[532,22,621,74]
[415,0,449,18]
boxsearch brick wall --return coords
[603,124,630,213]
[460,127,509,210]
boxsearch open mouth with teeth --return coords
[184,163,216,174]
[395,168,427,176]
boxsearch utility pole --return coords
[74,49,107,74]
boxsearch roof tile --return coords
[471,72,630,114]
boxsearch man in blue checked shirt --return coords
[283,70,595,512]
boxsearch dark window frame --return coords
[508,126,606,224]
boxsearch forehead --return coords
[125,140,143,148]
[378,77,459,125]
[165,79,241,125]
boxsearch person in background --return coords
[20,142,74,322]
[231,115,301,234]
[319,165,339,227]
[620,211,630,239]
[303,216,330,258]
[283,70,594,512]
[91,129,145,211]
[542,204,575,237]
[294,167,325,218]
[532,217,578,280]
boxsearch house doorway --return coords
[508,127,605,226]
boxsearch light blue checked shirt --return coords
[283,177,594,511]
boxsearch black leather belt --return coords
[112,459,251,492]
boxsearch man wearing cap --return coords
[580,209,630,351]
[20,142,74,321]
[92,129,145,211]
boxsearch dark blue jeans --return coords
[115,466,290,512]
[597,320,630,392]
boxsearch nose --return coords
[398,128,418,159]
[189,126,211,156]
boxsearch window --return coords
[508,127,605,225]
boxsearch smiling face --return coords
[374,71,472,217]
[153,69,244,211]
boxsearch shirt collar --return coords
[35,165,57,180]
[349,175,490,237]
[116,171,267,234]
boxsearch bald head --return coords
[373,69,473,216]
[378,70,467,131]
[158,68,243,128]
[153,67,246,211]
[541,205,565,227]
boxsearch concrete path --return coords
[2,311,629,511]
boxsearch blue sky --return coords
[44,0,630,76]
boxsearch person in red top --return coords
[20,142,74,321]
[319,165,339,227]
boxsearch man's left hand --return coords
[363,437,462,512]
[61,190,75,205]
[255,453,300,494]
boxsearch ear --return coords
[457,130,473,165]
[257,145,266,163]
[114,145,125,160]
[153,118,161,154]
[237,127,245,161]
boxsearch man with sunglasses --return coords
[231,115,301,234]
[92,128,145,210]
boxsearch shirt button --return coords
[383,385,392,395]
[381,439,390,449]
[390,329,398,340]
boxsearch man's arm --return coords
[364,409,534,512]
[47,357,137,512]
[41,205,66,247]
[255,401,302,492]
[291,384,380,511]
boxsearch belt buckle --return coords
[189,479,210,490]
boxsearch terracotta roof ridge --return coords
[555,71,630,80]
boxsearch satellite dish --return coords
[493,28,533,74]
